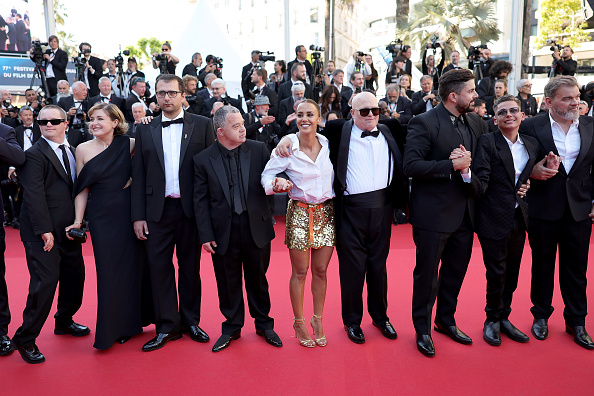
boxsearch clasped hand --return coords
[449,145,471,174]
[530,151,561,180]
[272,177,293,193]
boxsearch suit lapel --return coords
[239,143,251,200]
[378,123,403,181]
[494,132,515,186]
[336,120,353,191]
[150,116,165,172]
[517,132,538,189]
[534,116,559,156]
[38,138,71,185]
[15,128,23,148]
[569,117,593,175]
[179,112,194,166]
[210,148,231,208]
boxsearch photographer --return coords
[201,78,244,117]
[553,45,577,77]
[77,42,104,97]
[345,51,371,89]
[287,45,314,86]
[57,81,91,147]
[41,35,67,97]
[385,56,404,87]
[516,79,538,117]
[181,75,205,115]
[124,77,152,123]
[182,52,202,77]
[24,89,40,118]
[476,60,512,102]
[364,54,379,93]
[151,41,179,74]
[399,45,413,76]
[1,90,18,128]
[198,55,221,88]
[422,43,445,90]
[248,68,278,118]
[479,48,494,77]
[241,50,261,99]
[243,95,281,153]
[123,57,145,99]
[103,59,122,97]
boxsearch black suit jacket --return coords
[201,97,244,117]
[339,87,354,119]
[18,138,74,243]
[403,103,486,232]
[379,96,412,124]
[131,111,216,223]
[193,140,275,255]
[520,115,594,222]
[85,56,105,97]
[287,59,314,86]
[124,93,151,124]
[477,76,496,102]
[243,111,281,152]
[14,123,41,149]
[277,97,295,126]
[88,94,124,111]
[241,63,257,98]
[277,80,314,103]
[43,48,68,82]
[411,90,438,115]
[0,124,25,224]
[472,131,538,239]
[57,96,92,147]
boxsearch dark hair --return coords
[438,68,476,101]
[327,110,341,120]
[489,60,513,78]
[251,50,261,56]
[319,85,340,117]
[291,62,305,76]
[79,42,91,52]
[350,71,363,82]
[206,54,215,63]
[48,35,59,43]
[88,103,129,135]
[254,68,268,81]
[389,56,405,72]
[493,94,521,114]
[275,60,287,74]
[295,45,304,55]
[162,41,171,50]
[474,98,486,107]
[297,99,320,117]
[155,74,184,92]
[25,88,35,95]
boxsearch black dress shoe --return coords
[256,329,283,347]
[566,325,594,350]
[117,336,132,344]
[0,335,14,356]
[373,321,398,339]
[212,333,241,352]
[531,318,548,340]
[483,320,501,346]
[17,344,45,364]
[416,334,435,357]
[183,325,209,343]
[434,322,473,345]
[54,322,91,337]
[142,332,182,352]
[500,319,529,343]
[344,325,365,344]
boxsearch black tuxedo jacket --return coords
[520,115,594,222]
[57,96,92,147]
[277,97,295,126]
[14,123,41,149]
[243,111,281,152]
[182,63,198,77]
[403,103,486,232]
[442,64,461,74]
[241,62,257,98]
[85,56,105,97]
[201,97,244,117]
[339,87,354,119]
[88,94,124,111]
[411,90,438,115]
[185,95,205,116]
[287,59,314,86]
[124,93,151,124]
[131,111,216,223]
[277,80,314,103]
[0,123,25,221]
[18,138,75,243]
[44,48,68,81]
[379,96,412,124]
[193,140,275,255]
[472,131,538,239]
[477,76,497,102]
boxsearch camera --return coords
[213,56,223,68]
[386,39,406,55]
[468,44,488,59]
[356,51,365,57]
[186,95,198,104]
[546,39,563,52]
[75,106,85,121]
[310,45,325,52]
[258,51,275,62]
[425,35,441,50]
[37,92,52,106]
[115,49,130,69]
[30,39,48,66]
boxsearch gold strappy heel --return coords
[311,314,327,347]
[293,318,315,348]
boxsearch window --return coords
[310,8,319,23]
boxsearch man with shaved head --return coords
[276,91,408,344]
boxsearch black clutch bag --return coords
[67,228,87,243]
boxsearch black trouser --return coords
[0,237,8,336]
[478,208,526,322]
[46,77,58,97]
[411,209,474,334]
[211,212,273,336]
[13,239,85,347]
[146,198,201,334]
[529,206,591,327]
[336,192,393,327]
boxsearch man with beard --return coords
[404,68,485,357]
[277,63,314,103]
[552,46,577,77]
[181,75,204,116]
[520,76,594,350]
[379,84,412,124]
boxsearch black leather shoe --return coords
[483,320,501,346]
[54,322,90,337]
[501,319,529,343]
[117,336,132,344]
[17,344,45,364]
[531,318,548,340]
[0,335,13,356]
[416,333,435,357]
[182,325,209,343]
[566,325,594,350]
[344,325,365,344]
[142,332,182,352]
[256,329,283,347]
[373,321,398,339]
[434,322,473,345]
[212,333,241,352]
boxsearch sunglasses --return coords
[495,107,521,118]
[355,108,381,116]
[38,119,65,125]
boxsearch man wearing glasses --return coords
[151,41,179,75]
[12,105,87,363]
[287,45,313,86]
[516,79,538,117]
[132,74,215,352]
[471,95,538,346]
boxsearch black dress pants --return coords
[46,78,58,98]
[0,237,8,336]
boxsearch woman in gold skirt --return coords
[261,99,335,348]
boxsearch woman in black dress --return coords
[66,103,152,349]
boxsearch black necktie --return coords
[162,118,184,128]
[361,130,379,138]
[102,96,109,103]
[453,117,470,148]
[59,144,73,185]
[228,151,244,215]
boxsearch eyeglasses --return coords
[523,84,532,88]
[355,108,381,116]
[156,91,182,98]
[495,107,521,117]
[38,119,65,125]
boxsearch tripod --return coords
[29,61,51,100]
[470,58,484,82]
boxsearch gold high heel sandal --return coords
[311,314,327,347]
[293,318,315,348]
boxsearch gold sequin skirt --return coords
[285,199,336,251]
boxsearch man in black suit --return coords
[340,72,365,119]
[51,80,71,105]
[194,105,281,352]
[181,75,204,116]
[248,68,278,118]
[201,78,244,117]
[472,95,538,346]
[277,82,305,126]
[520,76,594,350]
[57,81,91,147]
[442,50,461,74]
[43,36,68,97]
[123,57,145,99]
[125,77,150,124]
[477,60,512,102]
[332,69,351,96]
[88,77,124,110]
[404,68,486,357]
[287,45,314,86]
[15,14,26,51]
[241,50,261,99]
[132,74,216,352]
[12,105,88,364]
[197,73,217,101]
[197,55,221,88]
[103,59,123,97]
[379,84,412,125]
[78,42,104,97]
[182,52,202,77]
[127,103,146,138]
[277,63,314,103]
[412,75,440,115]
[5,17,16,51]
[0,122,25,358]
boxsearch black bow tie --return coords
[162,118,184,128]
[361,130,379,138]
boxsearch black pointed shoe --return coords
[416,333,435,357]
[373,321,398,339]
[566,325,594,350]
[212,333,241,352]
[531,318,548,341]
[142,332,182,352]
[434,322,473,345]
[183,325,209,343]
[500,319,529,343]
[344,326,365,344]
[54,322,90,337]
[483,320,501,346]
[256,329,282,347]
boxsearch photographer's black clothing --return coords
[243,111,281,153]
[241,62,258,99]
[88,94,124,111]
[385,70,402,86]
[422,49,445,90]
[198,65,221,88]
[517,94,538,117]
[201,97,245,118]
[182,63,198,77]
[477,76,497,102]
[554,58,577,76]
[287,59,314,86]
[57,96,91,147]
[85,55,105,97]
[184,95,205,116]
[442,63,461,74]
[43,48,68,97]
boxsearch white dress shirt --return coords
[22,124,34,151]
[549,113,580,173]
[42,135,75,180]
[261,133,334,204]
[502,133,529,208]
[132,90,148,111]
[345,123,393,195]
[162,110,184,198]
[46,50,56,78]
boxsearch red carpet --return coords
[2,221,594,395]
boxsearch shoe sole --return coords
[54,328,91,337]
[433,325,472,345]
[372,322,397,340]
[142,333,183,352]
